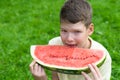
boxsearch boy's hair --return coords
[60,0,92,27]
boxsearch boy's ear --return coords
[88,23,94,35]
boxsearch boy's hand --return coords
[29,60,47,80]
[81,63,103,80]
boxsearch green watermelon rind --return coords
[30,45,106,74]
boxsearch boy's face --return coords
[60,21,94,48]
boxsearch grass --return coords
[0,0,120,80]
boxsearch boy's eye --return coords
[61,29,67,32]
[74,31,81,33]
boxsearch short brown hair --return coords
[60,0,92,27]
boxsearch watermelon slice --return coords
[30,45,106,74]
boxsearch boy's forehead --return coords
[60,21,86,29]
[61,21,85,26]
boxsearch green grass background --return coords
[0,0,120,80]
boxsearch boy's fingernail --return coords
[92,63,95,65]
[88,64,91,66]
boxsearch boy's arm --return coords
[30,60,47,80]
[52,71,59,80]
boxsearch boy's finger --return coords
[88,64,99,79]
[34,63,40,72]
[29,60,36,71]
[81,72,92,80]
[91,63,102,78]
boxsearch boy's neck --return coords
[85,38,92,49]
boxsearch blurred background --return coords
[0,0,120,80]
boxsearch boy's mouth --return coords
[64,43,77,47]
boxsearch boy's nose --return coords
[66,34,74,42]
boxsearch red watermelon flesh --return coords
[31,45,106,68]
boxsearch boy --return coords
[30,0,111,80]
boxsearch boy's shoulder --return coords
[48,36,63,45]
[89,37,106,50]
[89,37,109,54]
